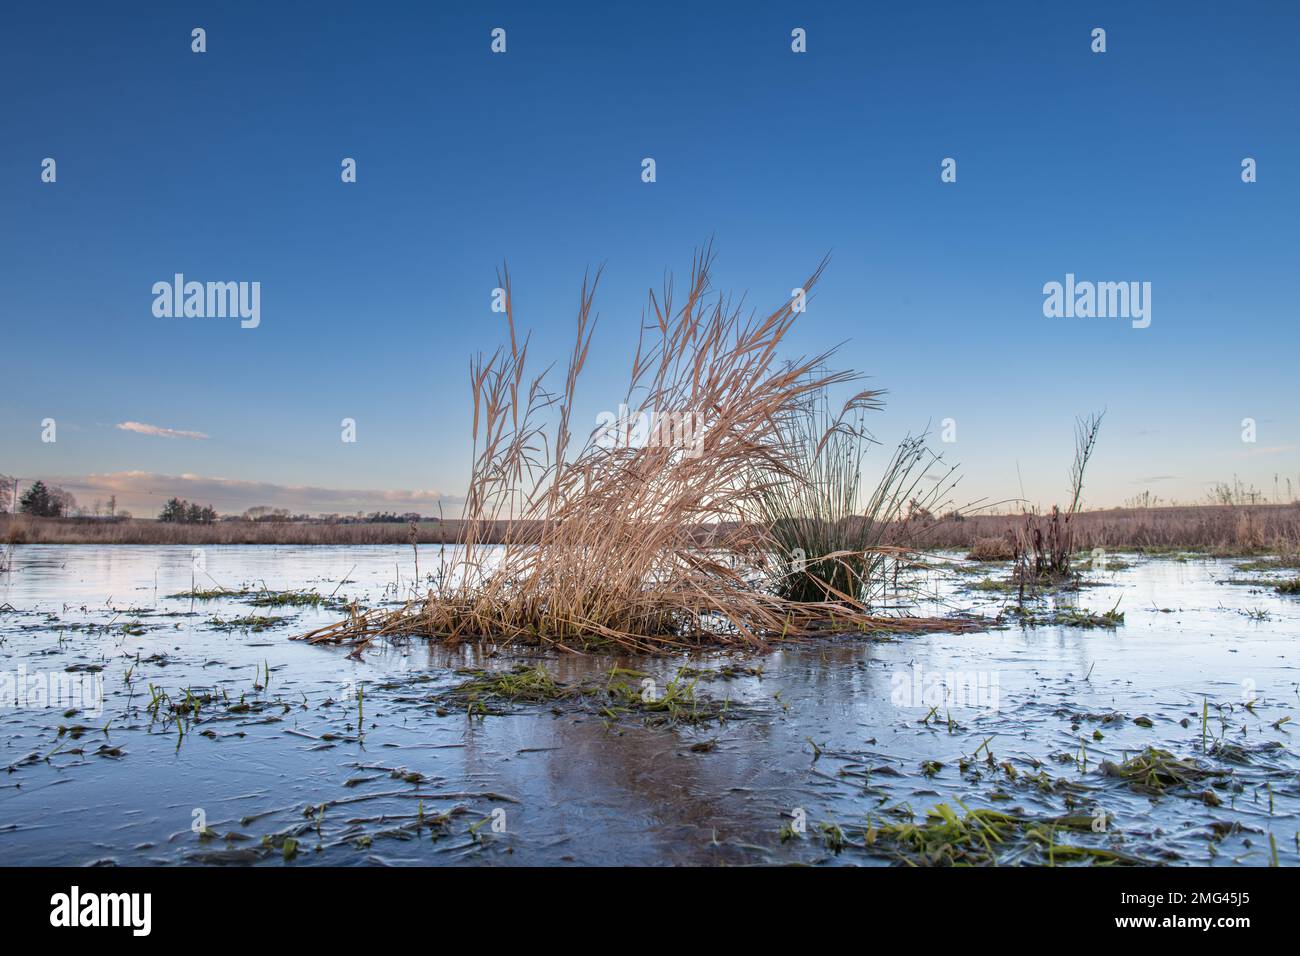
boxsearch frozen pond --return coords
[1,544,1297,865]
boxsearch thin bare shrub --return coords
[304,248,974,654]
[1014,412,1104,584]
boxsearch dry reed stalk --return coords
[1013,412,1105,584]
[300,247,977,652]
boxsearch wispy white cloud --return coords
[1234,444,1296,459]
[116,421,210,441]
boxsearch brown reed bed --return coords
[0,514,499,546]
[301,247,977,654]
[934,504,1300,558]
[10,505,1298,555]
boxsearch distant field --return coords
[4,503,1299,553]
[921,502,1300,556]
[0,517,492,546]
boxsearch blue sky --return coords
[2,1,1297,516]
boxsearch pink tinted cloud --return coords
[116,421,210,441]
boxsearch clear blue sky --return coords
[2,1,1297,516]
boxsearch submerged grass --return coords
[442,664,573,709]
[818,801,1149,866]
[168,587,250,601]
[1008,603,1125,629]
[207,614,293,632]
[1098,747,1230,796]
[169,585,349,611]
[248,589,344,609]
[435,663,743,728]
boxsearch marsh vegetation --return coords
[3,252,1298,869]
[305,250,973,654]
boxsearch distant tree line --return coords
[3,485,436,524]
[87,495,121,517]
[159,498,218,524]
[237,507,433,524]
[354,511,427,524]
[16,480,78,518]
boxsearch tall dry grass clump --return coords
[305,248,973,654]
